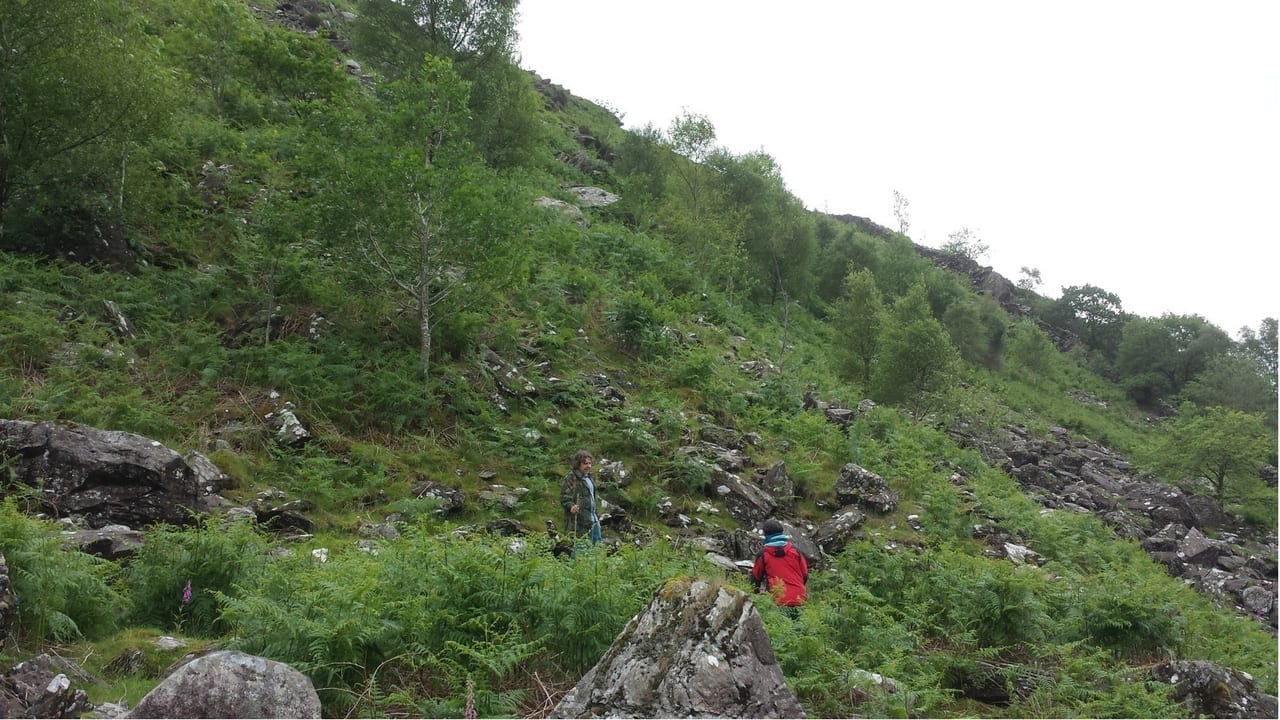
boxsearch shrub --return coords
[123,518,268,637]
[218,531,699,716]
[610,290,668,358]
[1067,576,1185,657]
[0,499,121,642]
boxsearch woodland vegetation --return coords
[0,1,1276,717]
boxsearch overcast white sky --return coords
[516,0,1278,337]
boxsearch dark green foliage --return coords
[611,289,672,358]
[466,58,544,168]
[1003,318,1056,376]
[1117,313,1233,405]
[1237,317,1278,381]
[1183,352,1278,419]
[218,531,699,715]
[814,223,880,304]
[832,267,884,387]
[1068,577,1185,657]
[943,296,1007,368]
[0,0,170,248]
[872,284,961,418]
[0,500,121,643]
[1044,284,1126,364]
[123,518,269,637]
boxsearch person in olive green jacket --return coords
[559,449,601,547]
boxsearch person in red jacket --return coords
[751,518,809,616]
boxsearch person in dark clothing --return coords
[559,450,601,548]
[751,518,809,614]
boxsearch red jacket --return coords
[751,541,809,606]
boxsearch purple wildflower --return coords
[465,678,477,719]
[182,580,192,604]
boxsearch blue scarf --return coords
[763,532,788,548]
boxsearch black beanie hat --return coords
[762,518,784,536]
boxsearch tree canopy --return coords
[1151,407,1276,501]
[0,0,168,245]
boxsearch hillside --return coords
[0,2,1276,718]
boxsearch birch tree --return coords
[339,56,520,381]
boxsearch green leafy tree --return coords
[943,296,1006,367]
[940,226,988,262]
[351,1,533,167]
[875,234,931,300]
[666,109,717,217]
[1183,352,1279,420]
[334,56,523,381]
[711,149,816,305]
[1238,317,1278,387]
[872,283,960,418]
[1004,318,1056,375]
[832,267,884,386]
[465,58,543,168]
[0,0,167,242]
[353,0,518,72]
[1151,407,1276,501]
[1116,314,1232,405]
[1046,284,1126,361]
[655,115,751,302]
[814,224,879,304]
[614,123,670,229]
[183,0,257,118]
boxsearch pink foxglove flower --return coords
[182,580,192,604]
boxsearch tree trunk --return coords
[418,284,432,381]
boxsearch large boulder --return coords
[812,507,867,557]
[834,463,898,514]
[0,420,202,527]
[127,650,320,719]
[712,470,778,525]
[757,461,797,510]
[550,577,804,718]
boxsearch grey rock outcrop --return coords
[757,461,796,510]
[951,421,1278,629]
[566,185,621,208]
[128,650,320,719]
[835,463,898,514]
[1150,660,1279,719]
[67,525,146,560]
[811,506,867,556]
[1,654,90,719]
[0,419,202,527]
[550,577,804,718]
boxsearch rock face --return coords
[0,419,201,528]
[550,577,804,719]
[951,421,1278,630]
[834,463,898,514]
[0,554,15,649]
[127,650,321,719]
[1149,660,1279,719]
[1,654,90,719]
